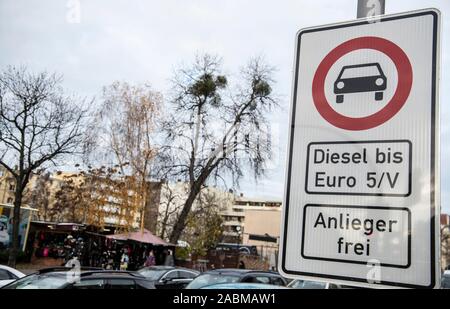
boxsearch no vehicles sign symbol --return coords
[279,9,441,289]
[312,36,413,131]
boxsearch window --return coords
[242,276,270,284]
[270,277,286,286]
[107,279,136,289]
[0,269,15,280]
[290,280,327,289]
[7,198,13,204]
[340,65,381,79]
[9,184,15,191]
[162,270,179,280]
[71,279,105,289]
[178,271,197,279]
[442,276,450,289]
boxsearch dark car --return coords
[137,266,199,289]
[2,267,155,289]
[185,269,287,289]
[334,63,387,103]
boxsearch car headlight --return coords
[376,78,384,86]
[337,81,345,89]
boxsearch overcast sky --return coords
[0,0,449,212]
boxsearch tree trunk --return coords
[169,187,200,244]
[169,161,220,244]
[8,183,24,268]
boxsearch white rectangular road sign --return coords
[279,9,441,289]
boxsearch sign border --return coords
[280,9,440,289]
[301,204,412,268]
[305,140,412,197]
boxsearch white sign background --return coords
[279,9,441,289]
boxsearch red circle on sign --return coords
[312,36,413,131]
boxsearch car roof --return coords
[202,269,281,276]
[201,283,289,290]
[31,269,147,280]
[138,266,199,273]
[0,265,25,278]
[139,266,175,271]
[81,271,146,280]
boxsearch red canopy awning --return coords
[106,229,173,246]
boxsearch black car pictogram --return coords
[334,63,387,104]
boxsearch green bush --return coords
[175,246,191,261]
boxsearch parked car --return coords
[185,269,287,289]
[0,265,25,288]
[201,283,289,289]
[288,279,340,289]
[334,62,387,103]
[442,271,450,289]
[2,267,155,289]
[0,216,10,248]
[137,266,199,289]
[288,279,365,289]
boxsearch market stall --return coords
[105,229,175,270]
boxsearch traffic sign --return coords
[279,9,441,289]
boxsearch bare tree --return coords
[157,54,278,243]
[157,183,184,240]
[85,81,162,231]
[0,66,88,267]
[23,172,53,221]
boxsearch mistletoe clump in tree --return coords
[158,54,278,244]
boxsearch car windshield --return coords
[289,280,327,289]
[3,273,69,289]
[137,269,167,281]
[186,273,240,289]
[340,65,380,79]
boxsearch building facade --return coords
[0,167,162,234]
[221,194,282,244]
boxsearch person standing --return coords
[144,250,156,267]
[120,250,129,270]
[164,249,174,266]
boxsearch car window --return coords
[71,279,105,289]
[270,277,286,286]
[242,275,270,284]
[137,269,166,281]
[163,270,179,280]
[442,275,450,289]
[0,269,14,280]
[3,273,68,289]
[329,284,341,289]
[186,274,240,289]
[289,280,327,289]
[107,278,136,289]
[340,65,380,79]
[178,271,197,279]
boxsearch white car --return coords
[0,265,25,288]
